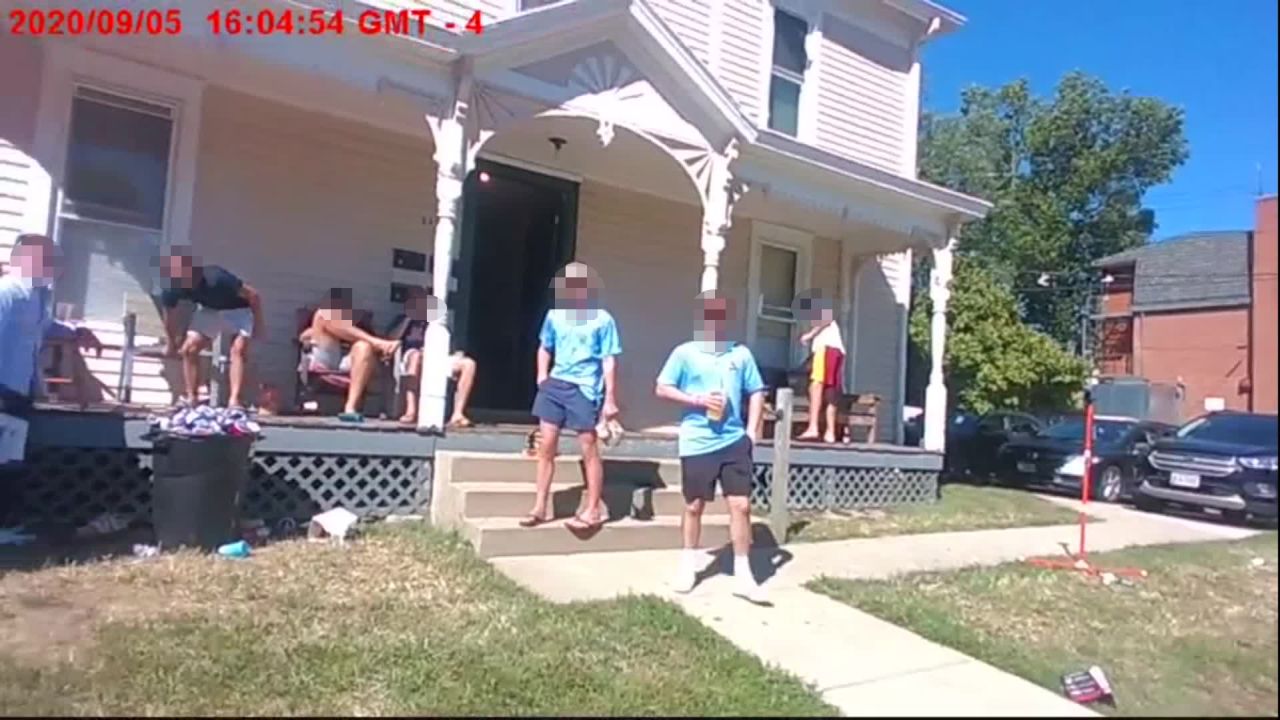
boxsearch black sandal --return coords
[519,513,549,528]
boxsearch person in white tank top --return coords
[798,305,846,443]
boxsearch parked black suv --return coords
[1135,411,1278,524]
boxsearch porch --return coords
[5,0,989,481]
[12,402,940,553]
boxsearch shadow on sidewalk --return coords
[698,522,793,586]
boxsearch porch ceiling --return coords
[461,0,756,153]
[279,0,991,236]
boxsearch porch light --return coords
[478,171,491,184]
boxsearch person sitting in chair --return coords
[300,287,398,423]
[385,286,476,428]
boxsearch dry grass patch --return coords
[0,526,832,716]
[811,533,1279,716]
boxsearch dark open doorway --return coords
[455,160,578,419]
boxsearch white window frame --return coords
[33,46,203,256]
[746,221,813,368]
[760,1,823,142]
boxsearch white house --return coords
[0,0,989,449]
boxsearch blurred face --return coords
[795,292,832,326]
[327,288,353,310]
[162,253,196,288]
[552,262,599,311]
[11,236,61,286]
[695,295,734,341]
[405,290,431,320]
[562,275,590,305]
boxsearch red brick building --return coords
[1094,196,1278,417]
[1251,196,1278,413]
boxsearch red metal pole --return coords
[1079,392,1095,559]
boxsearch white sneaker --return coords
[733,578,769,605]
[671,566,697,594]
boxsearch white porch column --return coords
[922,238,955,452]
[699,145,744,293]
[417,71,472,433]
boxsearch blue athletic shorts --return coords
[532,378,599,432]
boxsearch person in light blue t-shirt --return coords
[656,291,767,605]
[524,262,622,533]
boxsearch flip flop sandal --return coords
[523,429,540,457]
[338,412,365,424]
[519,514,550,528]
[565,513,605,532]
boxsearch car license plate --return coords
[1017,461,1037,473]
[1169,471,1201,489]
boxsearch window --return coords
[768,9,808,136]
[1177,413,1279,449]
[747,224,811,375]
[62,87,174,229]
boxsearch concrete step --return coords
[447,452,682,486]
[463,515,731,558]
[454,481,724,520]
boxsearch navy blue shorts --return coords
[680,436,754,502]
[532,378,599,433]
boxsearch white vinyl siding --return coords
[573,181,702,430]
[852,251,911,442]
[648,0,713,66]
[0,141,49,260]
[715,0,767,123]
[187,87,434,397]
[815,13,911,173]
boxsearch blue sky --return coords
[922,0,1278,239]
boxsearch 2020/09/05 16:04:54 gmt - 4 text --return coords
[4,7,486,36]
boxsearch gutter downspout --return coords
[1246,230,1256,412]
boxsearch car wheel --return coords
[1092,465,1124,503]
[1134,492,1164,514]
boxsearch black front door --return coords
[455,161,578,417]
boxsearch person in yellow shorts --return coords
[797,297,845,443]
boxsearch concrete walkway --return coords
[492,498,1263,717]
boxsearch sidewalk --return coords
[492,498,1262,716]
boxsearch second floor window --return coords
[768,9,808,136]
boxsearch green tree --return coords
[911,257,1087,414]
[920,72,1188,343]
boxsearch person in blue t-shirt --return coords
[656,291,767,604]
[523,262,622,533]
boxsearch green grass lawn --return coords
[786,484,1086,542]
[0,526,833,716]
[810,534,1279,717]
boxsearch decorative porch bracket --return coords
[699,142,746,293]
[922,236,955,452]
[418,61,475,434]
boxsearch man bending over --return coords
[158,249,263,409]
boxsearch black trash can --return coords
[151,434,252,551]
